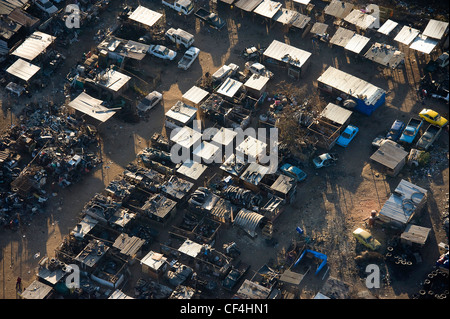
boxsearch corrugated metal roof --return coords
[235,0,263,12]
[244,73,270,91]
[409,34,438,54]
[377,19,398,36]
[212,127,238,146]
[178,239,203,258]
[270,174,295,195]
[378,179,427,225]
[272,8,298,25]
[141,251,167,270]
[310,22,328,36]
[177,160,207,180]
[291,12,311,29]
[253,0,282,19]
[170,126,202,149]
[394,26,420,45]
[165,101,197,125]
[220,153,247,176]
[128,5,163,27]
[21,280,52,300]
[0,0,28,15]
[370,141,408,170]
[96,68,131,92]
[422,19,449,40]
[217,77,243,98]
[320,103,352,126]
[68,92,115,122]
[263,39,311,68]
[344,9,376,30]
[193,141,220,162]
[236,136,267,159]
[11,31,55,61]
[240,162,269,185]
[344,33,371,54]
[293,0,311,5]
[329,27,355,47]
[401,224,430,245]
[363,43,405,68]
[182,86,209,105]
[324,0,354,19]
[317,66,386,106]
[6,58,40,81]
[234,208,265,237]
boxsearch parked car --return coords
[386,120,405,141]
[136,91,163,112]
[280,163,307,182]
[399,118,423,144]
[419,108,448,127]
[353,228,381,251]
[34,0,58,15]
[416,124,442,150]
[194,8,227,30]
[148,45,177,60]
[336,125,359,147]
[244,62,273,78]
[312,153,338,169]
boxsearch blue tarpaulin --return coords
[294,249,327,275]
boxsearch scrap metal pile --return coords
[0,103,101,228]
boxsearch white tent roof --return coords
[244,74,270,92]
[193,141,220,163]
[177,160,207,180]
[68,92,116,122]
[394,26,420,45]
[344,34,371,54]
[166,101,197,125]
[344,9,377,30]
[11,31,55,61]
[253,0,282,19]
[422,19,449,40]
[182,86,209,105]
[377,19,398,36]
[263,40,311,68]
[128,5,163,27]
[96,69,131,92]
[217,77,243,98]
[6,58,40,81]
[409,35,438,54]
[170,126,202,149]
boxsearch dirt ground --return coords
[1,0,449,299]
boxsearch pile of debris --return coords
[0,104,101,228]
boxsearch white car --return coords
[245,61,274,78]
[148,45,177,61]
[137,91,163,112]
[34,0,58,15]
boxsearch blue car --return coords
[280,163,307,182]
[336,125,359,147]
[386,120,405,141]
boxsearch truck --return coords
[165,28,194,48]
[162,0,194,15]
[194,8,226,30]
[399,118,423,144]
[178,46,200,70]
[415,124,442,150]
